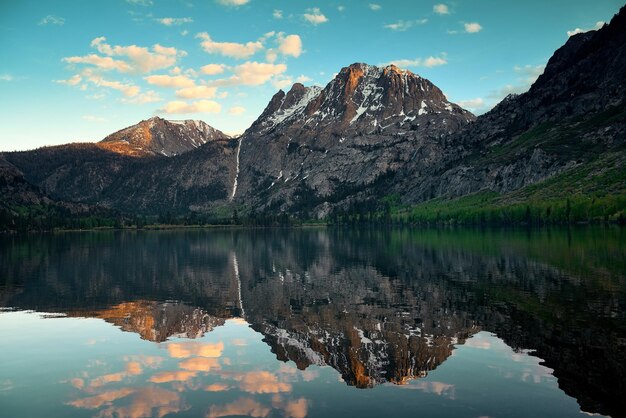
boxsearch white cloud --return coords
[84,73,140,97]
[272,74,311,89]
[64,37,185,74]
[126,0,153,5]
[54,74,82,85]
[122,90,162,104]
[266,49,278,63]
[272,78,294,89]
[0,74,14,81]
[64,54,133,72]
[196,32,263,59]
[381,54,447,68]
[369,4,381,11]
[567,21,604,37]
[229,106,246,114]
[156,17,193,26]
[181,30,189,36]
[277,34,302,58]
[273,9,283,19]
[456,97,485,111]
[212,61,287,87]
[433,4,450,15]
[201,64,227,75]
[296,75,311,83]
[303,8,328,25]
[464,22,482,33]
[82,115,106,122]
[216,0,249,6]
[145,74,196,88]
[338,6,345,12]
[175,86,218,99]
[39,15,65,25]
[385,19,428,31]
[160,100,221,114]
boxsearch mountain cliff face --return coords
[393,7,626,204]
[234,63,475,217]
[99,117,229,157]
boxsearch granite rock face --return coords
[234,63,475,217]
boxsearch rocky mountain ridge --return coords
[99,116,229,157]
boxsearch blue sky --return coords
[0,0,622,151]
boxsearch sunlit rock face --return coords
[235,63,475,217]
[99,116,230,158]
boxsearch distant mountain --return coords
[99,116,229,157]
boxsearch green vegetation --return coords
[397,153,626,225]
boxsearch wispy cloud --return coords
[369,4,381,11]
[216,0,250,7]
[156,17,193,26]
[122,90,162,104]
[381,54,448,68]
[159,100,221,114]
[303,8,328,25]
[567,21,604,36]
[201,64,227,75]
[126,0,153,5]
[54,74,82,85]
[211,61,287,87]
[273,9,283,19]
[464,22,482,33]
[64,37,186,74]
[433,4,450,15]
[0,74,15,81]
[39,15,65,26]
[175,86,218,99]
[229,106,246,114]
[385,19,428,31]
[144,74,195,88]
[196,33,263,59]
[82,115,107,122]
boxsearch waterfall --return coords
[229,137,242,201]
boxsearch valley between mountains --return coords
[1,6,625,229]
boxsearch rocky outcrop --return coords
[99,116,229,157]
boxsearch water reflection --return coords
[0,227,624,417]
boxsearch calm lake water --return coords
[0,227,624,418]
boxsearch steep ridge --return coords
[394,6,626,205]
[235,63,475,217]
[99,116,229,157]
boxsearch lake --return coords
[0,227,624,418]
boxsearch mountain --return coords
[99,116,229,157]
[1,5,626,224]
[2,119,238,217]
[234,63,475,217]
[391,7,626,221]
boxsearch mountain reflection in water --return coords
[0,227,624,417]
